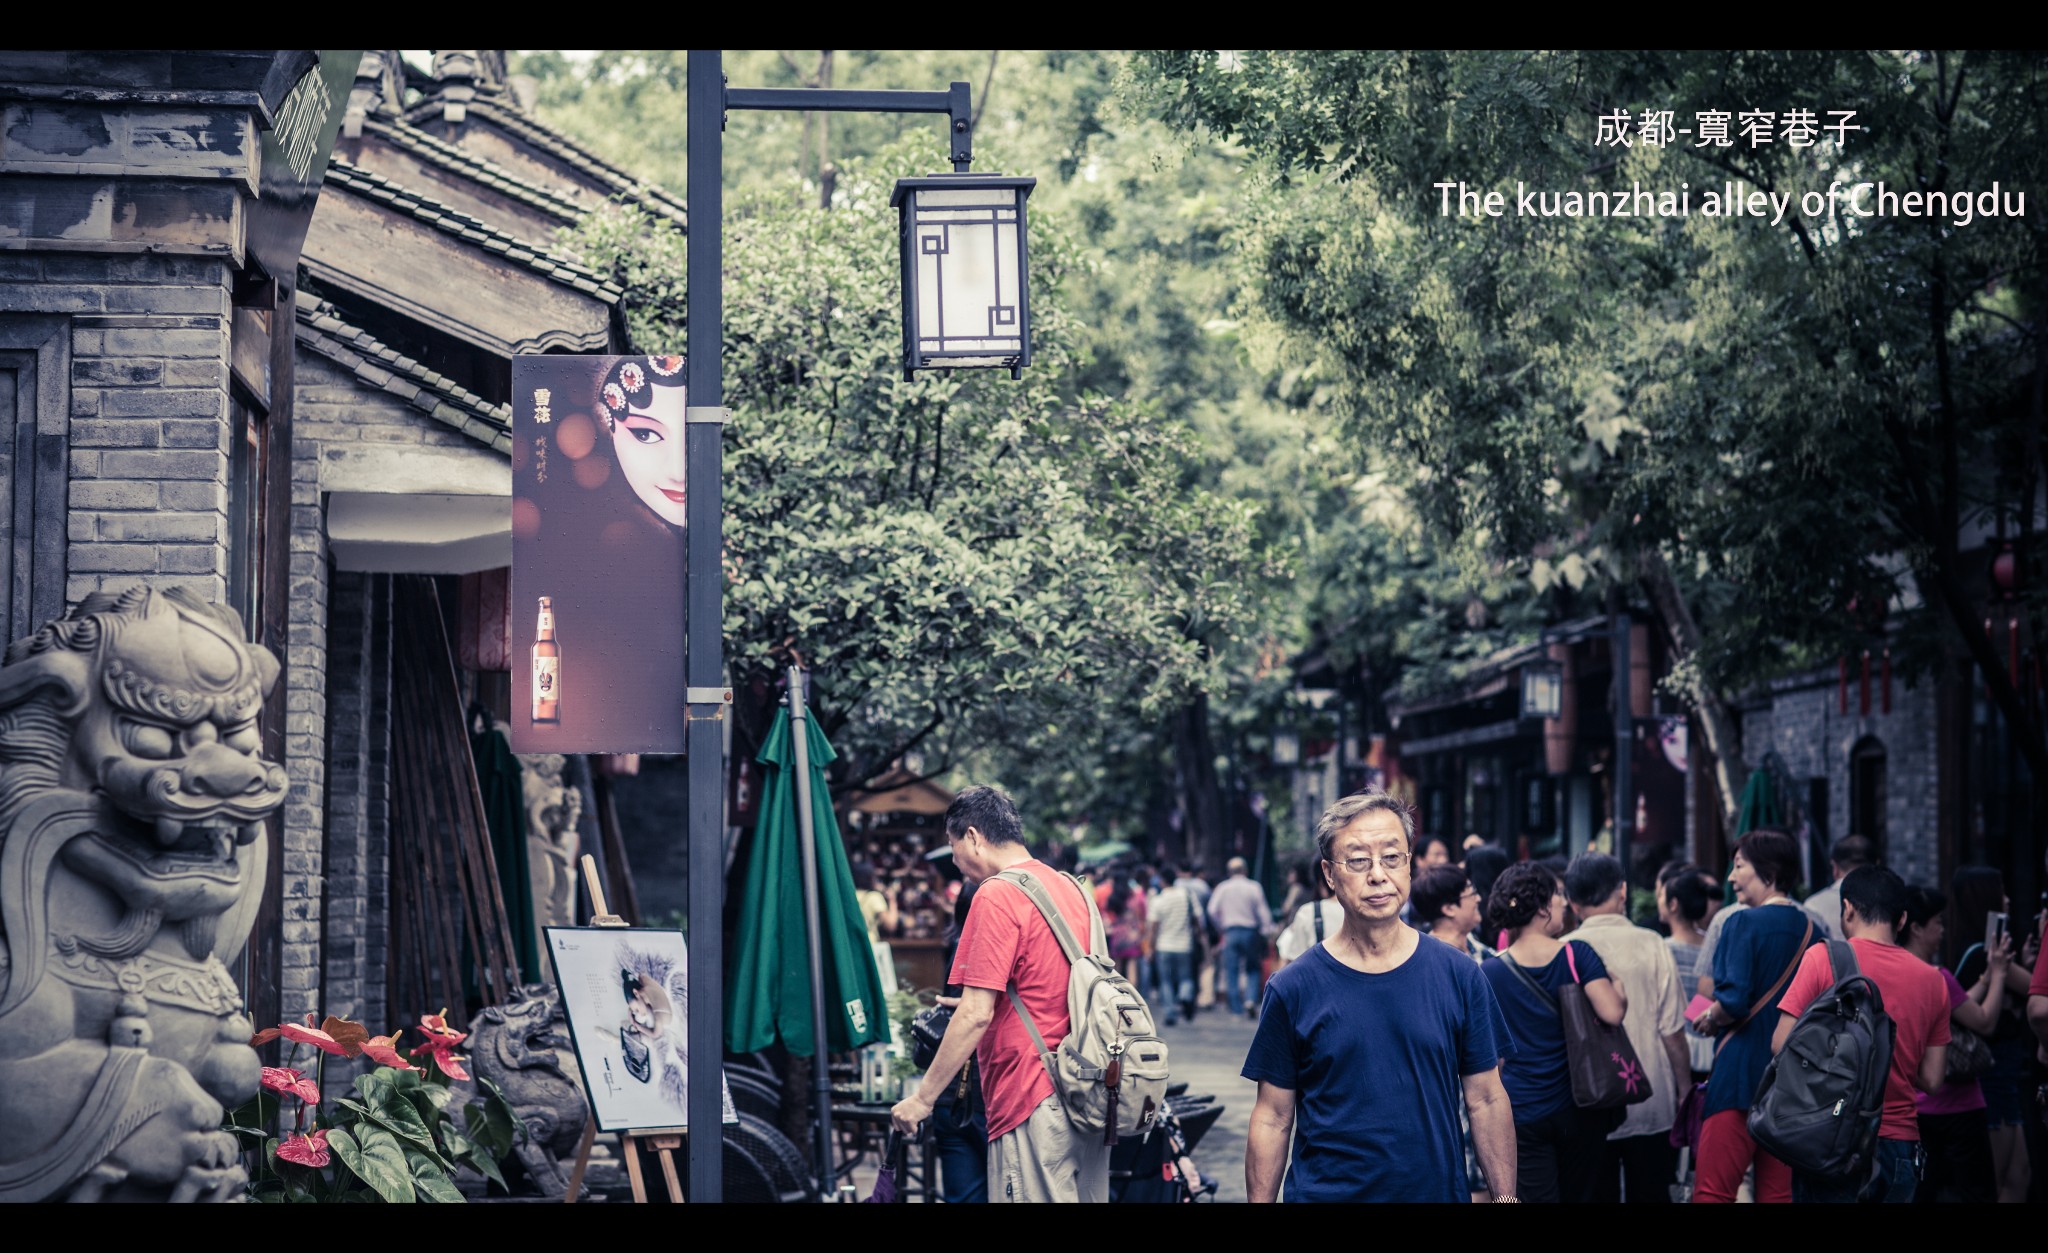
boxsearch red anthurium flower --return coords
[278,1021,348,1055]
[260,1066,321,1104]
[249,1026,282,1048]
[361,1032,419,1071]
[417,1010,467,1049]
[413,1009,470,1079]
[275,1129,331,1168]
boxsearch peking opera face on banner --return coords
[511,354,687,753]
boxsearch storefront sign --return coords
[510,355,687,753]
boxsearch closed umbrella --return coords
[727,672,889,1196]
[1734,767,1779,836]
[1727,766,1781,906]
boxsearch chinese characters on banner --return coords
[510,355,688,753]
[1594,108,1858,148]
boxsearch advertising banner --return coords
[511,355,687,753]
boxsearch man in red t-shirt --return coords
[1772,866,1950,1203]
[890,785,1105,1202]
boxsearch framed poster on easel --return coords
[549,859,735,1203]
[546,924,737,1136]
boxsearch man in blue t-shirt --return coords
[1241,790,1519,1203]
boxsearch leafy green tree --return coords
[522,50,1547,868]
[1128,50,2048,823]
[567,144,1270,844]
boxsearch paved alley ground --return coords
[1159,1001,1260,1203]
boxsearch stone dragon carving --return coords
[0,587,287,1202]
[458,985,590,1198]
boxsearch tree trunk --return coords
[1639,550,1748,828]
[1173,693,1228,874]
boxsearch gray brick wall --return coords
[293,351,485,452]
[1746,667,1942,890]
[0,253,234,606]
[323,570,374,1026]
[294,343,481,1037]
[279,349,330,1032]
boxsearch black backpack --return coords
[1747,940,1895,1180]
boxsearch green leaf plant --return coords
[223,1012,523,1203]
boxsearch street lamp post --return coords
[685,49,1032,1203]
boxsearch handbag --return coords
[1945,1025,1995,1083]
[1944,944,1996,1084]
[1502,942,1652,1111]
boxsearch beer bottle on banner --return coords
[531,596,560,725]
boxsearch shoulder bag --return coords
[1944,943,1996,1082]
[1501,942,1652,1110]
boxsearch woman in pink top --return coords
[1902,885,2003,1203]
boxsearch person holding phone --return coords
[1950,866,2036,1203]
[1902,884,1998,1203]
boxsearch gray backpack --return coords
[993,868,1169,1146]
[1747,939,1895,1180]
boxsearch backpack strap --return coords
[993,866,1101,963]
[994,867,1111,1092]
[1825,937,1859,984]
[1004,984,1063,1088]
[1499,954,1560,1014]
[1313,897,1325,943]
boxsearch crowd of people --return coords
[892,783,2048,1204]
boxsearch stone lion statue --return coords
[0,586,288,1202]
[458,985,591,1199]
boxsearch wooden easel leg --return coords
[562,1115,598,1204]
[646,1132,686,1203]
[622,1134,648,1204]
[657,1145,684,1203]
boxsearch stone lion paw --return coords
[170,1162,248,1204]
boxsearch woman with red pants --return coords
[1687,830,1822,1203]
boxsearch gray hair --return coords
[1314,789,1417,863]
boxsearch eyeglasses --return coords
[1329,851,1410,875]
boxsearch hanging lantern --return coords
[1520,658,1565,721]
[892,173,1037,379]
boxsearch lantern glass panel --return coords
[904,183,1028,369]
[1521,665,1563,721]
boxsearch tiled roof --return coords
[359,114,588,228]
[403,93,689,228]
[294,296,513,455]
[323,157,624,305]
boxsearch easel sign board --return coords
[545,926,737,1133]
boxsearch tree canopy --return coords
[1127,50,2048,813]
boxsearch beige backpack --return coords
[993,868,1170,1145]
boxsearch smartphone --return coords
[1986,910,2008,954]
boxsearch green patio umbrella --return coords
[729,674,889,1198]
[1734,767,1779,837]
[727,698,889,1059]
[1727,766,1781,906]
